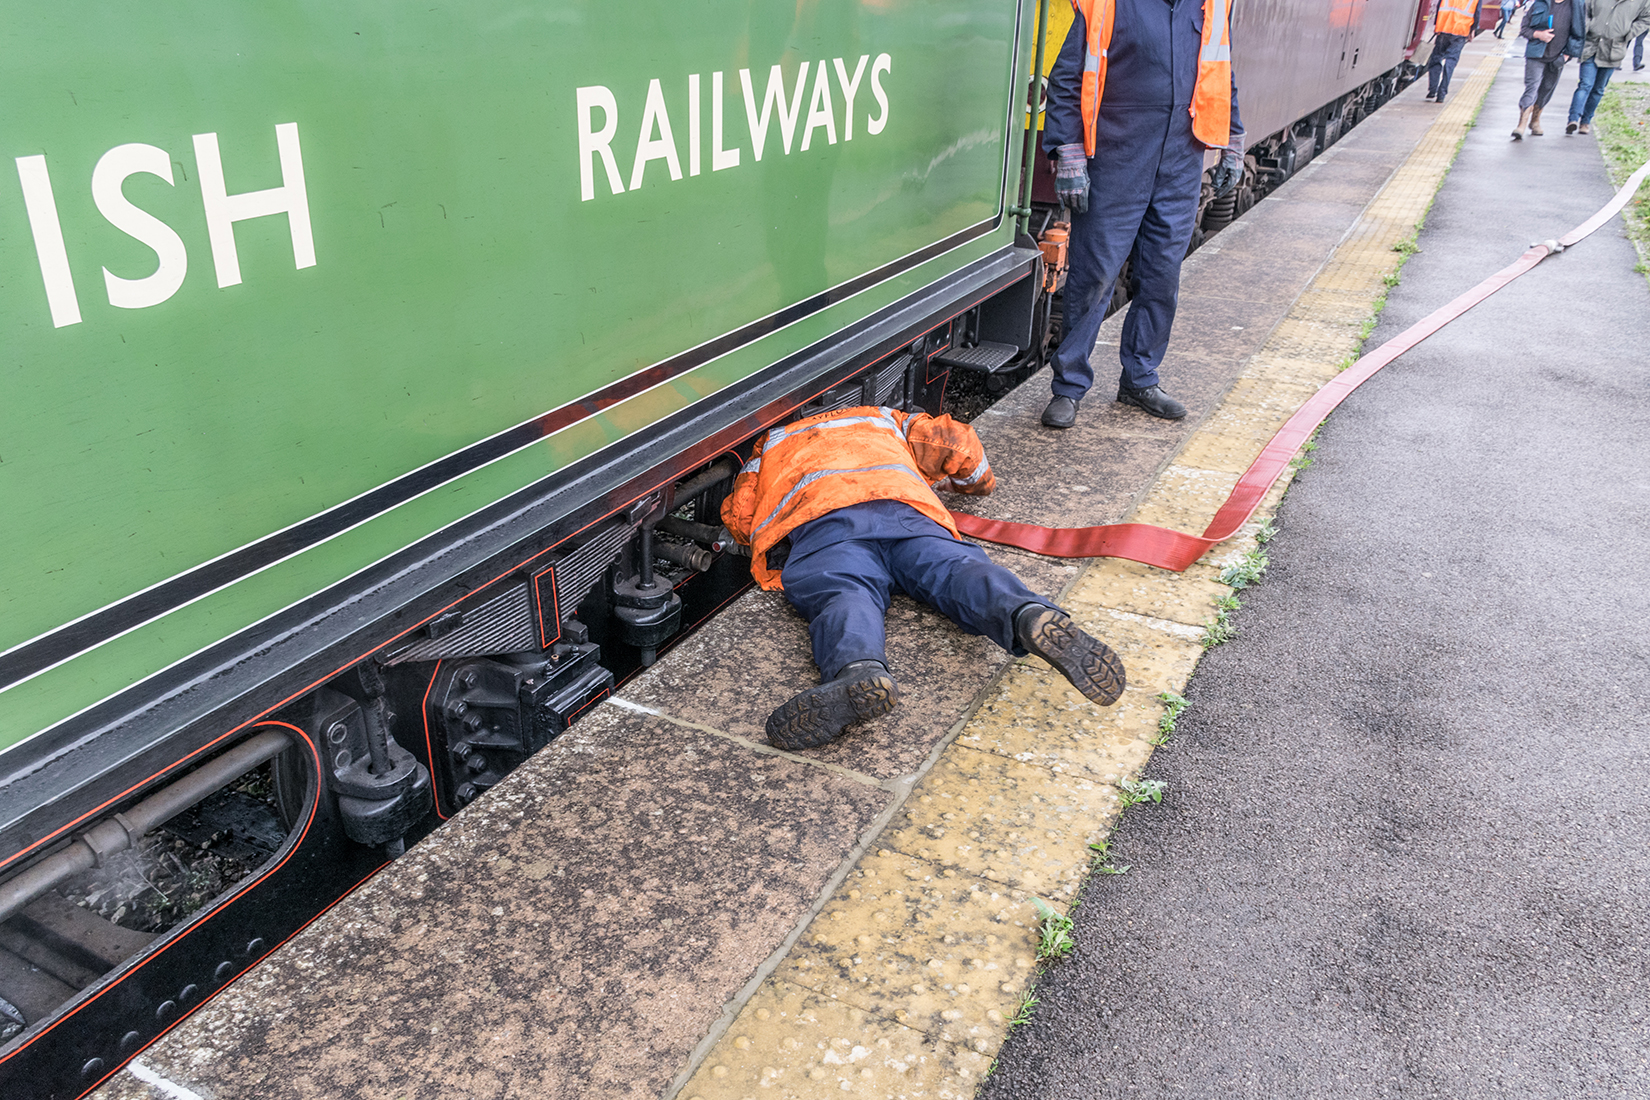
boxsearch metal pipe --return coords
[673,457,739,504]
[1011,0,1055,232]
[656,515,730,550]
[0,729,293,925]
[637,523,657,589]
[654,540,714,572]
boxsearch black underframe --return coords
[1,241,1040,869]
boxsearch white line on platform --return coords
[125,1059,206,1100]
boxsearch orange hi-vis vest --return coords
[1434,0,1476,36]
[1072,0,1233,154]
[720,406,996,590]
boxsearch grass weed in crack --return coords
[1202,593,1241,647]
[1032,897,1076,962]
[1118,777,1167,807]
[1150,690,1189,745]
[1220,547,1269,590]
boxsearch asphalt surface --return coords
[981,53,1650,1100]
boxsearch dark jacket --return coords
[1042,0,1245,156]
[1521,0,1588,56]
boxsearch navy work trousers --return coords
[1428,33,1468,99]
[778,501,1054,681]
[1049,107,1204,400]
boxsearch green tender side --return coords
[0,1,1029,751]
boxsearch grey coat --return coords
[1581,0,1650,65]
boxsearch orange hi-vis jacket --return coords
[1072,0,1234,153]
[720,406,996,590]
[1434,0,1476,36]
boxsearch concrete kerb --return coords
[666,52,1504,1100]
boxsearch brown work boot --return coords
[1013,605,1126,705]
[1529,106,1544,135]
[766,660,900,750]
[1578,122,1591,134]
[1512,107,1530,140]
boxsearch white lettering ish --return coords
[193,122,315,289]
[93,143,189,309]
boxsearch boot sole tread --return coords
[1025,615,1127,706]
[767,674,900,750]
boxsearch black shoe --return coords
[1117,384,1187,420]
[1041,395,1079,429]
[1424,92,1436,101]
[1435,94,1446,105]
[1013,605,1126,706]
[1566,120,1578,134]
[766,660,900,750]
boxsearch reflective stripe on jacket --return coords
[1072,0,1233,152]
[1436,0,1478,36]
[720,406,996,590]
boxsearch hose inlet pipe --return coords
[0,728,294,925]
[1012,0,1054,233]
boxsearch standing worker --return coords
[720,405,1126,750]
[1426,0,1483,105]
[1512,0,1584,138]
[1037,0,1245,429]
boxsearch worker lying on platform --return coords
[721,405,1126,750]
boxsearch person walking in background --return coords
[1567,0,1650,133]
[1633,28,1647,67]
[1513,0,1584,138]
[1427,0,1483,104]
[1496,0,1523,37]
[1036,0,1244,429]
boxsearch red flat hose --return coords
[954,155,1650,571]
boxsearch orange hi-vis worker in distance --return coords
[1435,0,1479,36]
[721,406,1125,751]
[1427,0,1481,102]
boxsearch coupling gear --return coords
[1013,605,1126,706]
[1053,143,1090,215]
[1211,148,1243,198]
[766,660,900,750]
[1118,383,1188,420]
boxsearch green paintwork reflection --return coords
[0,1,1027,750]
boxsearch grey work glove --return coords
[1211,147,1243,199]
[1052,143,1089,215]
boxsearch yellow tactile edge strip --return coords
[668,55,1502,1100]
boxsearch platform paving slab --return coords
[94,48,1499,1100]
[96,706,890,1100]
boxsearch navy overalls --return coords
[777,500,1056,681]
[1043,0,1243,398]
